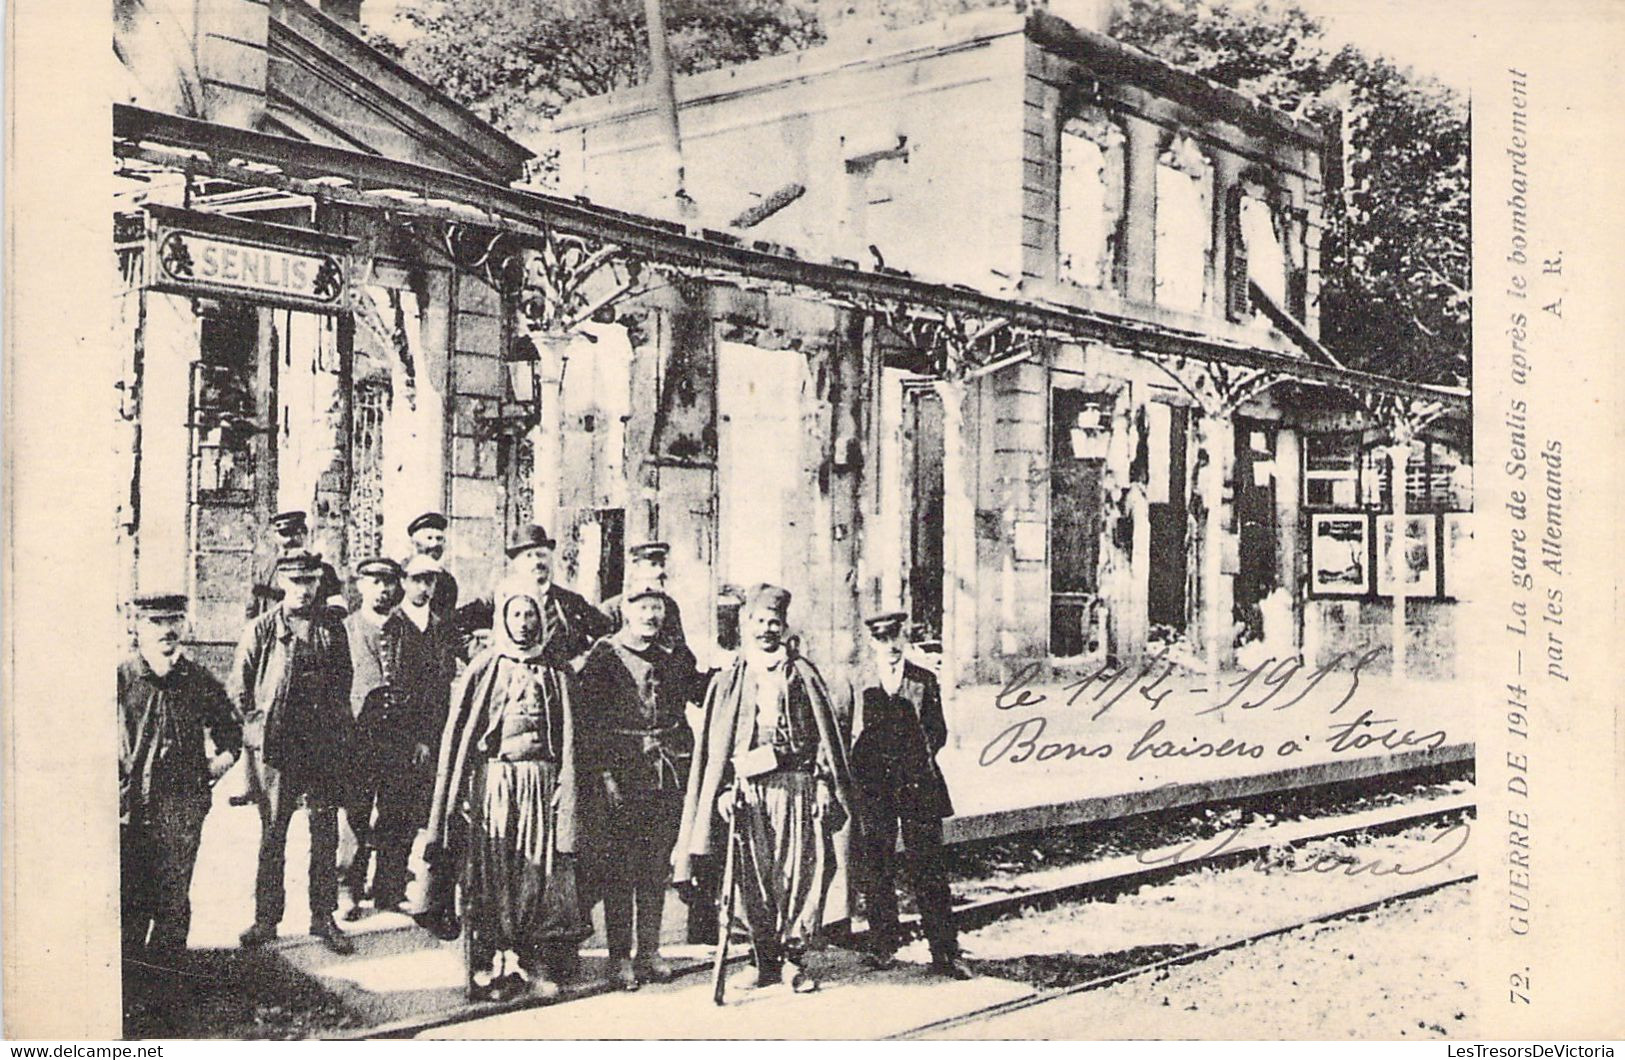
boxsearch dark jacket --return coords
[229,605,353,790]
[574,637,697,792]
[119,654,242,825]
[598,591,699,688]
[848,660,953,819]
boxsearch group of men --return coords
[119,506,971,996]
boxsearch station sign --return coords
[143,205,356,313]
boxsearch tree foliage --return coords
[378,0,1468,384]
[1110,0,1470,385]
[372,0,822,135]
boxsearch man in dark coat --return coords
[575,580,699,990]
[499,524,616,667]
[120,592,242,961]
[597,542,698,677]
[848,612,969,979]
[673,584,853,994]
[403,511,459,622]
[341,558,441,916]
[232,552,356,955]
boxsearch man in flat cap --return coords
[403,512,459,622]
[500,524,615,668]
[598,542,697,679]
[231,551,356,954]
[848,612,970,979]
[246,511,344,620]
[575,579,701,990]
[673,584,853,993]
[341,558,442,917]
[120,592,242,962]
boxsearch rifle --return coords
[711,784,743,1006]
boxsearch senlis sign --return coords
[145,206,352,312]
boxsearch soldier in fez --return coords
[341,558,440,918]
[120,592,242,961]
[232,552,356,955]
[848,612,971,980]
[673,584,853,994]
[575,580,699,991]
[403,512,459,622]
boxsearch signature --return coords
[994,647,1387,721]
[1136,819,1472,878]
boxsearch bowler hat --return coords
[506,524,557,559]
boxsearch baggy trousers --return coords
[733,771,831,969]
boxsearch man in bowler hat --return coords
[848,612,970,979]
[501,524,615,667]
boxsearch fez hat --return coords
[404,554,443,578]
[355,556,404,581]
[623,579,666,605]
[863,611,909,639]
[274,551,325,579]
[407,511,448,536]
[271,510,308,533]
[743,583,792,617]
[628,541,671,563]
[132,591,188,617]
[507,524,557,559]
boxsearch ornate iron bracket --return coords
[1136,353,1285,418]
[870,302,1033,382]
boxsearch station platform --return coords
[173,668,1472,1026]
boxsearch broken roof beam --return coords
[729,183,806,229]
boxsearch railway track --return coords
[362,785,1474,1039]
[887,873,1476,1039]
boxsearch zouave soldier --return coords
[423,587,590,1001]
[673,584,853,994]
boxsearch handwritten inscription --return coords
[1136,820,1472,879]
[978,648,1446,768]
